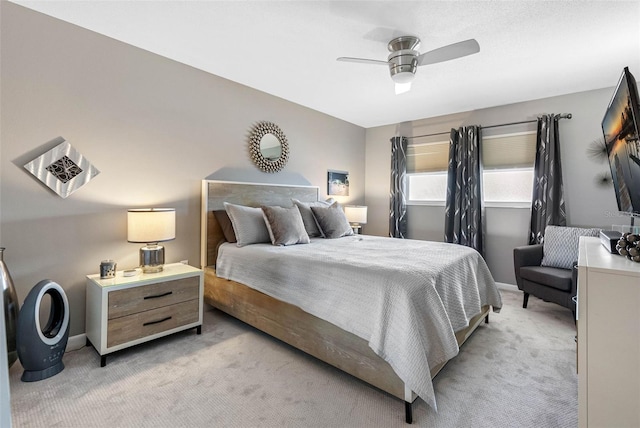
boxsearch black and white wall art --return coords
[24,139,100,199]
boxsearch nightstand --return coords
[85,263,203,367]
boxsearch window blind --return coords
[483,132,536,169]
[406,131,536,173]
[407,141,449,173]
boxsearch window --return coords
[406,140,449,204]
[482,168,533,204]
[408,172,447,202]
[406,131,536,206]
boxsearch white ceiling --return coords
[11,1,640,128]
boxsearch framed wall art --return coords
[327,170,349,196]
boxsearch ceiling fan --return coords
[337,36,480,94]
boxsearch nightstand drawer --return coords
[107,299,199,347]
[108,276,199,319]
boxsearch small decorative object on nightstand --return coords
[127,208,176,273]
[344,205,367,234]
[99,260,117,279]
[85,263,203,367]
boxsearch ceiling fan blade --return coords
[417,39,480,66]
[336,57,389,66]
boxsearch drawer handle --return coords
[143,316,172,327]
[144,291,173,300]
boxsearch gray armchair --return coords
[513,244,578,315]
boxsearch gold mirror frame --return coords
[248,121,290,173]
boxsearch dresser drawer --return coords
[108,276,199,319]
[107,299,199,347]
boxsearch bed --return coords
[200,180,502,423]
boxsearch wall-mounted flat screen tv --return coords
[602,67,640,215]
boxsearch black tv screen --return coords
[602,67,640,215]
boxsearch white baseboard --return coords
[496,282,518,291]
[66,334,86,352]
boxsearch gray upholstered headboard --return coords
[200,180,319,267]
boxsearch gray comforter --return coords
[216,235,502,410]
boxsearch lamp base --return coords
[141,265,164,274]
[140,244,165,273]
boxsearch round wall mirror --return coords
[248,121,289,173]
[260,134,282,160]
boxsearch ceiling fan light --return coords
[395,82,412,95]
[391,71,415,84]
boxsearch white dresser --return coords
[577,237,640,428]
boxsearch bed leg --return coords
[405,401,413,424]
[485,313,489,324]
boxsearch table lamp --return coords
[127,208,176,273]
[344,205,368,235]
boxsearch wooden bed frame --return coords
[200,180,490,424]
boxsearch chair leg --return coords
[523,292,529,309]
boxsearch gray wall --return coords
[0,2,365,336]
[365,88,625,284]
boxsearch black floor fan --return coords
[17,279,70,382]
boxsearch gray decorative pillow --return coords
[223,202,271,247]
[310,202,354,239]
[541,225,601,269]
[213,210,237,243]
[261,205,310,246]
[292,198,335,237]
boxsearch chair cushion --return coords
[519,266,573,292]
[541,225,600,269]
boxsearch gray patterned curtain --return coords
[390,136,408,238]
[529,114,566,244]
[444,126,485,256]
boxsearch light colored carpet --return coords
[8,287,577,427]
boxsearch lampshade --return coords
[127,209,176,243]
[344,205,368,225]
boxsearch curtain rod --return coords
[406,113,572,140]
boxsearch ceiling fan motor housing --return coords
[388,50,418,83]
[387,36,420,83]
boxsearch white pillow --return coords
[292,198,334,237]
[541,225,600,269]
[223,202,271,247]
